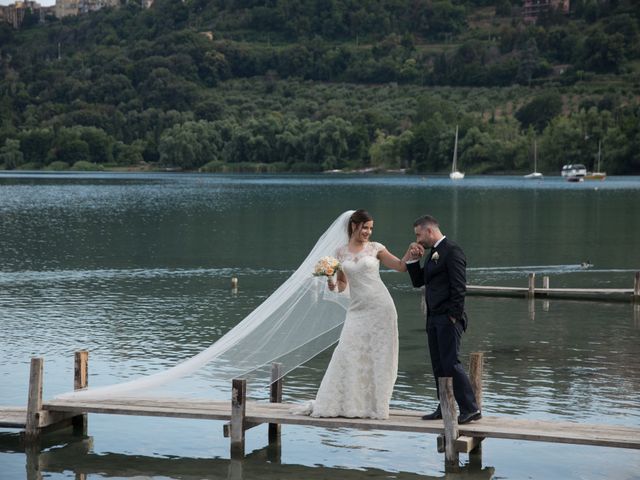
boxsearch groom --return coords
[405,215,481,424]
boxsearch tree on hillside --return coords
[580,29,626,72]
[515,92,563,133]
[0,139,23,169]
[516,38,539,86]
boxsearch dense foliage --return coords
[1,0,639,173]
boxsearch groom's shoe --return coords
[421,406,442,420]
[458,410,482,424]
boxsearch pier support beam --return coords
[467,352,485,454]
[268,363,283,463]
[469,352,483,412]
[528,273,536,298]
[73,351,88,436]
[438,352,485,456]
[25,358,44,444]
[230,379,246,459]
[269,363,283,443]
[438,377,459,466]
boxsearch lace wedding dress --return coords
[297,241,398,419]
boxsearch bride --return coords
[55,210,409,413]
[297,209,411,419]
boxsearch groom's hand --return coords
[403,242,424,263]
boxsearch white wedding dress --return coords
[298,241,399,419]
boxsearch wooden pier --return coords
[467,272,640,303]
[3,400,638,450]
[2,351,640,469]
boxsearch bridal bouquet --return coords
[313,256,341,278]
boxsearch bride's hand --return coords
[410,242,425,258]
[327,278,336,291]
[403,242,424,262]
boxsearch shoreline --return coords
[0,166,631,177]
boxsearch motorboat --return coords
[561,164,587,181]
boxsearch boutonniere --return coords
[431,251,439,263]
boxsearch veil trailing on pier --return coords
[56,210,354,400]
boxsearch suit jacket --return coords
[407,237,468,330]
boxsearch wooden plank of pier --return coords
[34,399,640,450]
[0,407,27,428]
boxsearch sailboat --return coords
[524,140,543,179]
[585,140,606,180]
[449,125,464,180]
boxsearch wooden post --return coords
[269,363,283,443]
[25,358,44,443]
[468,352,484,454]
[468,353,483,411]
[73,351,88,435]
[438,377,459,466]
[528,273,536,298]
[634,272,640,303]
[230,379,246,459]
[543,276,549,290]
[231,277,238,294]
[439,353,485,455]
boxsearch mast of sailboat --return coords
[597,140,601,172]
[452,125,459,174]
[534,139,537,173]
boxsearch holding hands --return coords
[403,242,425,263]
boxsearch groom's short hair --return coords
[414,215,439,229]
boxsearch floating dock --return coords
[467,272,640,302]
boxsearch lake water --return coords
[1,172,639,480]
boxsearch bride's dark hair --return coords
[348,209,373,237]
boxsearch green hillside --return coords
[0,0,639,174]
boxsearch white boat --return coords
[561,164,587,181]
[524,140,543,179]
[585,141,606,181]
[449,125,464,180]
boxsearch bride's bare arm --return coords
[378,248,409,272]
[328,270,348,292]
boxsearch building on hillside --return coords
[55,0,119,18]
[55,0,78,18]
[1,1,49,28]
[79,0,119,14]
[523,0,570,23]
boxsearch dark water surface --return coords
[1,172,639,479]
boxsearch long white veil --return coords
[56,210,354,400]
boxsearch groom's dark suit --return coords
[407,237,479,415]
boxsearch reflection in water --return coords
[0,430,496,480]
